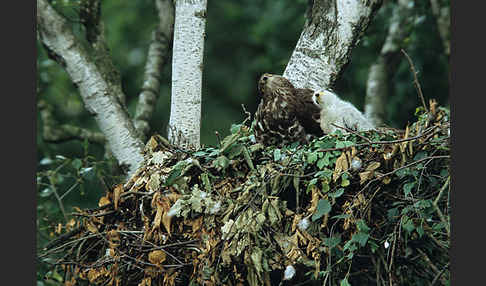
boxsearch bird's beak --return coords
[258,74,270,94]
[312,92,321,106]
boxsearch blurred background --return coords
[36,0,449,281]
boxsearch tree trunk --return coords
[168,0,207,149]
[429,0,450,57]
[133,0,175,142]
[37,0,144,176]
[364,0,414,126]
[283,0,382,91]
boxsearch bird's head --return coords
[312,90,336,108]
[258,73,294,98]
[258,73,272,94]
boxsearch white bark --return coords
[364,0,414,126]
[37,0,144,176]
[283,0,382,91]
[168,0,207,149]
[429,0,450,56]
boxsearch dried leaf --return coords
[307,186,320,213]
[365,161,381,171]
[98,196,111,207]
[113,184,123,210]
[86,221,98,234]
[148,250,167,265]
[138,277,152,286]
[359,171,373,185]
[152,200,163,231]
[333,152,349,181]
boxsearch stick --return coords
[401,49,428,113]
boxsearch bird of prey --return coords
[253,73,323,146]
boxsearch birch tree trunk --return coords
[283,0,382,91]
[429,0,450,57]
[168,0,207,149]
[133,0,175,141]
[364,0,414,126]
[37,0,144,176]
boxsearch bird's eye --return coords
[262,76,268,82]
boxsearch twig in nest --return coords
[401,49,428,113]
[241,104,252,126]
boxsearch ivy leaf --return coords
[413,151,428,161]
[71,158,82,170]
[317,153,331,169]
[312,199,331,221]
[403,182,416,197]
[402,216,415,233]
[335,140,354,149]
[356,219,370,233]
[351,232,369,247]
[307,152,318,164]
[213,155,230,171]
[340,278,351,286]
[230,124,242,134]
[226,144,244,159]
[323,234,341,248]
[332,188,344,198]
[387,208,399,221]
[341,172,350,187]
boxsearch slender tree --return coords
[37,0,144,176]
[364,0,414,126]
[134,0,175,142]
[167,0,208,149]
[430,0,450,57]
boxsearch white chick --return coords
[312,90,375,134]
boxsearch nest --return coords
[40,102,450,286]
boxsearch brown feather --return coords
[254,74,323,146]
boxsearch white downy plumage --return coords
[312,90,375,134]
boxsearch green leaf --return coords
[403,182,416,196]
[330,188,344,198]
[226,144,244,159]
[340,278,351,286]
[416,225,425,237]
[341,173,350,187]
[335,141,354,149]
[402,216,415,233]
[413,151,428,161]
[165,168,182,186]
[311,199,331,221]
[193,150,208,157]
[317,153,331,169]
[321,182,330,193]
[387,208,399,221]
[230,124,242,134]
[323,235,341,248]
[213,155,230,171]
[307,152,318,164]
[351,232,369,247]
[314,168,333,180]
[356,220,370,233]
[250,248,264,274]
[332,213,351,220]
[71,158,82,170]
